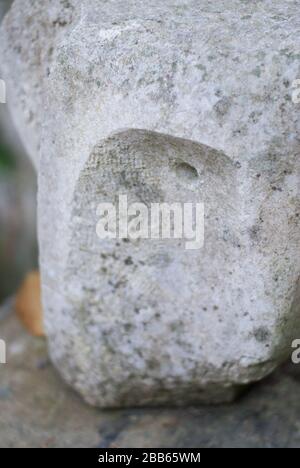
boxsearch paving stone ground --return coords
[0,299,300,448]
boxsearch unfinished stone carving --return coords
[1,0,299,406]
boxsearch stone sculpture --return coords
[1,0,299,406]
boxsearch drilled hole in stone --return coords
[175,161,199,182]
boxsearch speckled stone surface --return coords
[0,0,300,407]
[1,301,300,448]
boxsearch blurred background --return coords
[0,0,38,303]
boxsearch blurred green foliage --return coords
[0,136,19,301]
[0,140,16,172]
[0,130,38,303]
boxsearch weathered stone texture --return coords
[1,0,299,406]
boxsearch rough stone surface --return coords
[1,301,300,448]
[0,0,300,407]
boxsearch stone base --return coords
[1,299,300,448]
